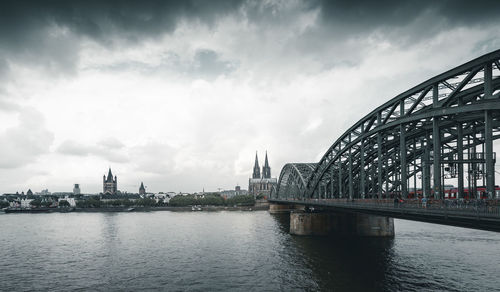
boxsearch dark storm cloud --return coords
[2,0,499,49]
[0,0,244,44]
[0,0,499,82]
[316,0,500,35]
[0,0,245,77]
[270,0,500,69]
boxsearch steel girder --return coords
[276,50,500,200]
[273,163,317,199]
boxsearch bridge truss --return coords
[275,163,317,199]
[274,50,500,200]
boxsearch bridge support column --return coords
[400,123,408,198]
[338,162,343,198]
[360,137,366,198]
[423,136,431,198]
[290,211,394,237]
[376,112,383,199]
[432,84,442,199]
[485,110,495,198]
[457,123,464,198]
[269,204,304,214]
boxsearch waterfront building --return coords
[248,151,277,198]
[26,189,33,196]
[35,189,50,196]
[99,193,141,203]
[221,185,248,198]
[234,185,247,196]
[153,193,170,204]
[73,184,81,195]
[20,198,33,208]
[221,186,248,198]
[103,168,118,195]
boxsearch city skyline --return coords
[3,154,270,195]
[1,1,500,194]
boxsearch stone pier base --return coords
[290,211,394,237]
[269,204,304,214]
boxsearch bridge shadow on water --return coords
[270,213,397,291]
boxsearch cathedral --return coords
[103,168,118,195]
[248,151,277,198]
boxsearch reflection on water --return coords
[293,236,394,291]
[270,212,395,291]
[1,211,499,291]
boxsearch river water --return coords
[1,211,499,291]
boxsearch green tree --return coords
[226,195,255,206]
[30,199,42,207]
[139,198,157,206]
[201,194,224,206]
[87,198,101,208]
[169,195,196,206]
[59,200,70,207]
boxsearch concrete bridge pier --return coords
[290,211,394,237]
[269,203,304,214]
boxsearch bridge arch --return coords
[277,50,500,200]
[273,163,317,199]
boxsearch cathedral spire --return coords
[103,167,117,195]
[106,168,114,182]
[139,182,146,195]
[252,152,261,179]
[263,151,271,179]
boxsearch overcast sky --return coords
[1,0,500,194]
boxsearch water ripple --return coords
[1,212,499,291]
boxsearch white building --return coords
[20,198,33,208]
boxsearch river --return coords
[1,211,499,291]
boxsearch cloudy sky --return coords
[1,0,500,194]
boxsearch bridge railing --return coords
[273,198,500,218]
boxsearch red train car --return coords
[408,187,500,199]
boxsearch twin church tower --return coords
[248,151,277,198]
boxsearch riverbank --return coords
[76,205,269,212]
[1,204,270,214]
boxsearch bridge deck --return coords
[269,199,500,232]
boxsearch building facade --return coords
[248,152,277,198]
[73,184,81,195]
[103,168,117,195]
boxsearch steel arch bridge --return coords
[273,50,500,201]
[275,163,317,199]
